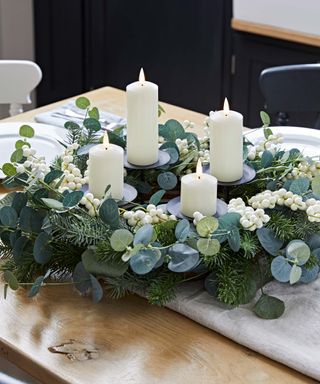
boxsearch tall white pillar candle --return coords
[180,159,217,217]
[88,133,124,199]
[126,68,158,166]
[209,98,243,182]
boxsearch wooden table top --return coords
[0,87,315,384]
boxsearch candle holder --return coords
[124,150,170,170]
[81,183,137,206]
[166,196,228,220]
[203,163,256,202]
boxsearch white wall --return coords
[0,0,35,118]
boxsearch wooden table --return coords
[0,87,315,384]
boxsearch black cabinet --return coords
[231,32,320,128]
[34,0,232,114]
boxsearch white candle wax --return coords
[88,134,124,199]
[126,68,158,166]
[209,98,243,182]
[180,159,217,217]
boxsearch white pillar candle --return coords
[126,68,158,166]
[88,133,124,199]
[180,159,217,217]
[209,98,243,182]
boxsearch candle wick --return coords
[197,175,201,180]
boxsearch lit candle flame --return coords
[139,68,145,84]
[103,132,109,149]
[196,158,202,179]
[223,97,230,115]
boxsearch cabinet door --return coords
[232,32,320,128]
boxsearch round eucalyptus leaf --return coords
[308,234,320,251]
[19,124,35,138]
[157,172,177,190]
[130,249,161,275]
[256,227,283,256]
[271,256,291,282]
[159,141,179,153]
[34,232,52,264]
[15,139,30,149]
[73,262,91,294]
[253,294,285,319]
[300,265,319,284]
[261,150,274,168]
[286,240,310,265]
[133,224,154,246]
[149,189,166,206]
[12,236,30,265]
[3,270,19,290]
[44,169,64,184]
[2,163,16,177]
[312,248,320,264]
[28,276,44,298]
[196,216,219,237]
[289,178,310,195]
[41,198,65,211]
[197,238,220,256]
[63,190,84,208]
[12,192,27,215]
[10,148,23,163]
[84,118,101,132]
[0,206,18,227]
[75,96,90,109]
[159,119,186,142]
[175,219,190,242]
[168,244,199,272]
[289,264,302,285]
[89,107,100,120]
[163,147,179,164]
[110,229,134,251]
[99,199,120,229]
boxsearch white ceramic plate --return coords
[0,122,67,178]
[245,126,320,158]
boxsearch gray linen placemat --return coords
[165,279,320,381]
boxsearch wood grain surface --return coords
[0,87,316,383]
[232,19,320,48]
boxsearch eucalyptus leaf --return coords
[290,264,302,284]
[15,139,30,149]
[84,118,101,132]
[159,119,186,142]
[10,148,23,163]
[149,190,166,206]
[44,169,64,184]
[204,272,219,296]
[253,294,285,319]
[197,238,220,256]
[168,244,199,272]
[163,147,179,164]
[73,262,91,294]
[175,219,190,242]
[19,124,35,138]
[196,216,219,237]
[0,206,18,227]
[289,178,310,195]
[157,172,177,190]
[300,265,319,283]
[75,96,90,109]
[261,150,274,168]
[260,111,271,127]
[271,256,291,282]
[12,192,27,215]
[130,249,161,274]
[99,199,120,229]
[34,232,52,264]
[3,270,19,290]
[1,163,16,177]
[63,190,84,208]
[90,275,104,303]
[41,198,65,211]
[256,227,283,256]
[12,236,30,265]
[286,240,310,266]
[110,229,134,251]
[133,224,154,246]
[228,227,241,252]
[89,107,99,120]
[28,276,44,298]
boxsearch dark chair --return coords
[259,64,320,128]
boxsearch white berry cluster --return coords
[182,120,195,130]
[123,204,176,228]
[193,211,204,225]
[306,198,320,222]
[249,189,307,211]
[80,192,101,217]
[247,133,283,160]
[175,138,189,155]
[282,160,320,181]
[228,198,270,231]
[198,136,210,164]
[15,145,50,180]
[59,143,88,192]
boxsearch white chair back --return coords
[0,60,42,116]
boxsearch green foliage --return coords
[266,211,296,242]
[253,294,285,319]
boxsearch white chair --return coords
[0,60,42,116]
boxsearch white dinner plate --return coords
[245,126,320,158]
[0,122,67,178]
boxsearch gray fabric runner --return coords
[165,279,320,381]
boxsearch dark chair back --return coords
[259,64,320,128]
